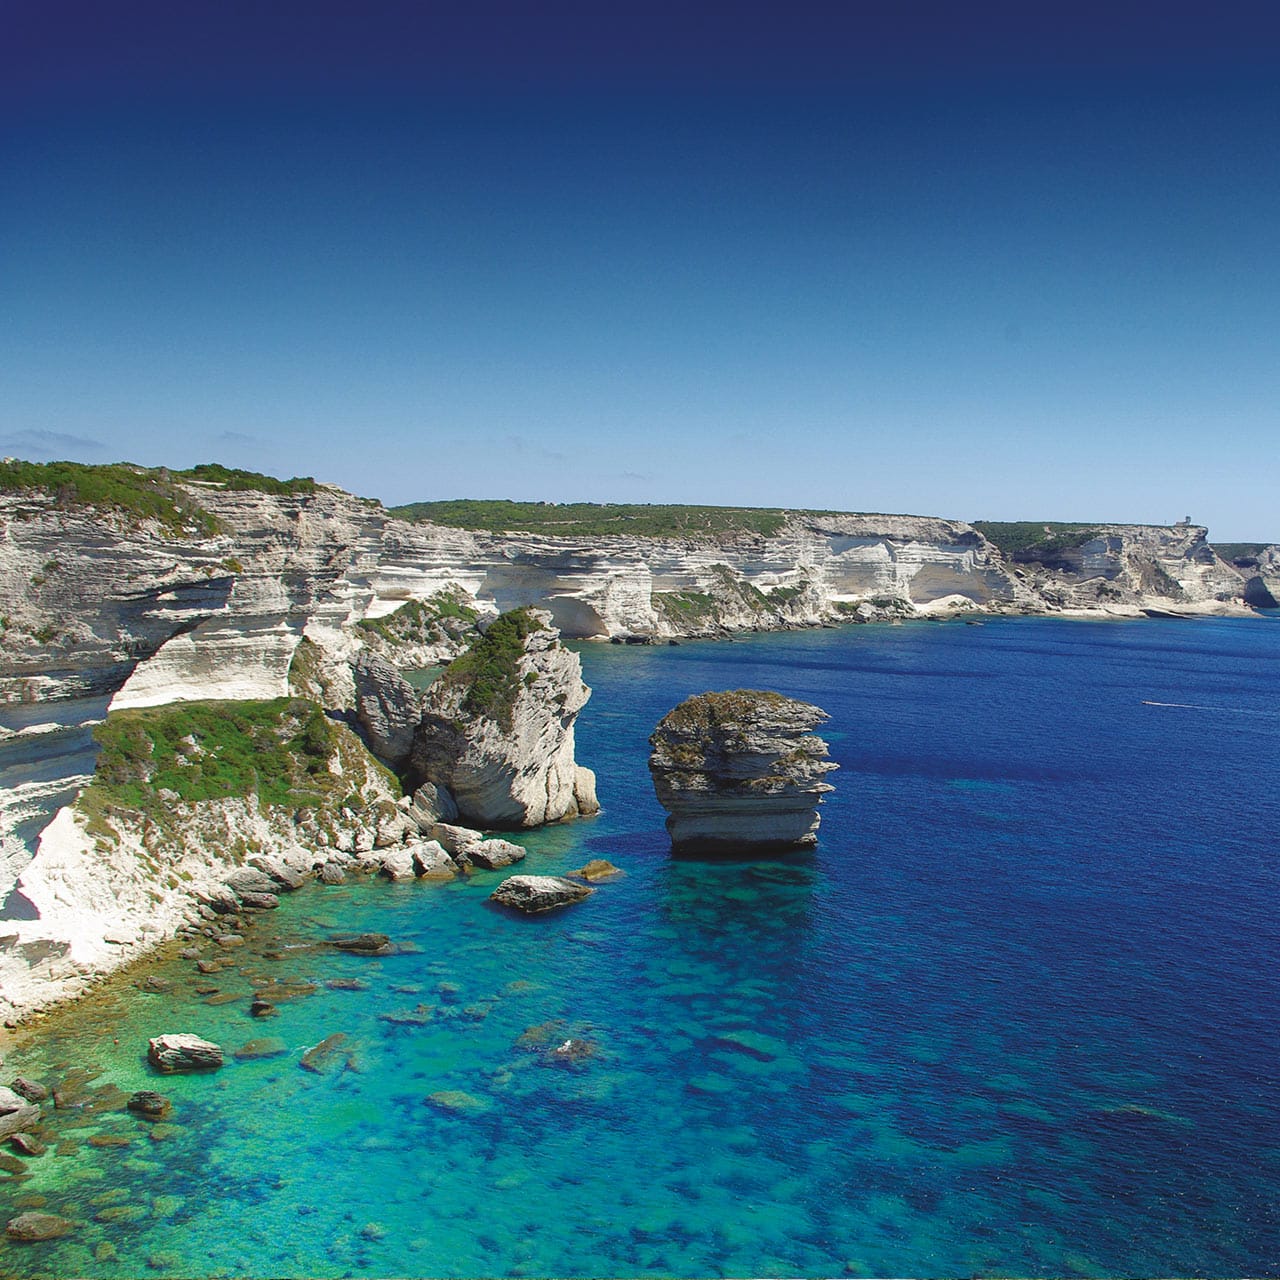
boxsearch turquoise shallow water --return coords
[2,617,1280,1277]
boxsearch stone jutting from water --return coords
[489,875,594,913]
[146,1034,224,1073]
[648,689,837,854]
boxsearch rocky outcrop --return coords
[409,610,599,828]
[147,1034,223,1072]
[352,651,421,765]
[649,690,837,854]
[995,523,1250,616]
[1216,544,1280,609]
[489,875,593,913]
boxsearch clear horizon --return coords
[3,2,1278,541]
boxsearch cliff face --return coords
[999,524,1247,615]
[409,611,598,829]
[0,477,1262,707]
[649,690,837,853]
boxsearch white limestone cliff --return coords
[1,478,1265,711]
[409,610,599,829]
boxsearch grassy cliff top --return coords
[89,697,351,811]
[1213,542,1273,563]
[0,459,319,535]
[388,499,793,540]
[973,522,1111,559]
[177,462,318,496]
[0,459,219,536]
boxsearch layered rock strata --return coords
[649,690,837,854]
[2,472,1264,709]
[409,610,599,829]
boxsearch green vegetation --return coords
[436,608,545,729]
[652,588,717,622]
[1213,543,1271,564]
[662,689,793,734]
[0,459,218,536]
[389,499,792,540]
[89,697,343,812]
[357,588,480,650]
[652,566,770,626]
[766,581,807,604]
[177,463,318,496]
[974,522,1108,561]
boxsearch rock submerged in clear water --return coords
[6,1211,76,1241]
[648,690,837,854]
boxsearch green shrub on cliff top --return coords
[389,499,790,540]
[0,459,217,536]
[90,697,340,811]
[178,463,318,496]
[973,521,1107,560]
[436,608,546,728]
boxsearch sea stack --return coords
[649,690,837,854]
[409,609,599,828]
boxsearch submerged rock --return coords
[234,1037,288,1061]
[146,1034,224,1073]
[330,932,393,956]
[424,1089,490,1115]
[648,690,837,854]
[299,1033,348,1074]
[6,1211,75,1241]
[573,859,623,881]
[490,875,594,914]
[126,1091,172,1120]
[8,1078,48,1104]
[409,610,599,828]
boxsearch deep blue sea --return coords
[2,617,1279,1278]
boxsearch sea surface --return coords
[2,616,1279,1278]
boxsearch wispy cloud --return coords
[619,471,650,482]
[497,434,567,464]
[0,428,105,459]
[216,430,260,446]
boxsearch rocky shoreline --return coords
[0,613,601,1027]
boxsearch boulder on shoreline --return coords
[648,690,837,854]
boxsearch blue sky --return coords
[3,2,1278,538]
